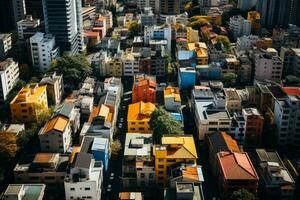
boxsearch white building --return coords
[236,35,259,51]
[122,52,140,76]
[144,25,172,51]
[17,15,40,40]
[229,15,251,39]
[39,115,72,153]
[0,58,19,103]
[39,72,64,105]
[137,0,159,13]
[0,34,12,60]
[192,86,232,140]
[140,7,157,27]
[274,88,300,146]
[30,32,59,72]
[238,0,256,10]
[254,48,283,82]
[64,153,103,200]
[224,88,242,114]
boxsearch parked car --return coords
[107,185,112,192]
[110,173,114,180]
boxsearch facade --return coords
[217,151,259,198]
[25,0,44,20]
[153,135,198,187]
[132,75,156,103]
[43,0,84,54]
[192,86,232,140]
[39,72,64,105]
[0,58,19,103]
[39,115,72,153]
[254,48,283,82]
[105,53,123,77]
[140,7,157,27]
[236,35,259,51]
[91,137,109,172]
[280,48,300,77]
[187,42,208,65]
[144,25,172,51]
[160,0,180,15]
[224,88,242,114]
[238,0,256,10]
[17,15,40,40]
[242,108,264,147]
[122,51,140,77]
[30,32,59,72]
[14,153,68,186]
[10,84,48,123]
[127,101,156,133]
[164,87,181,112]
[2,184,46,200]
[253,149,295,200]
[64,153,103,200]
[0,33,12,60]
[12,0,26,25]
[247,11,261,33]
[178,67,196,89]
[123,133,154,188]
[186,27,199,43]
[274,87,300,146]
[229,15,251,39]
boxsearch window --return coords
[70,188,75,191]
[140,173,145,178]
[158,171,164,174]
[158,158,164,162]
[158,165,164,169]
[84,188,90,191]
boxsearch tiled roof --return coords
[43,116,69,134]
[127,101,156,121]
[283,87,300,96]
[218,151,258,180]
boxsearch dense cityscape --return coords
[0,0,300,199]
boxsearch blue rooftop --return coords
[170,112,183,122]
[178,50,195,60]
[92,138,109,151]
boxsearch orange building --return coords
[132,75,156,103]
[247,11,261,33]
[243,108,264,147]
[217,151,259,198]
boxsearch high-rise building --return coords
[0,0,15,32]
[42,0,84,55]
[229,15,251,39]
[12,0,26,26]
[160,0,181,15]
[238,0,256,10]
[25,0,44,20]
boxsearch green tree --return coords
[128,22,140,38]
[111,139,122,156]
[187,17,209,30]
[50,54,92,92]
[222,72,238,87]
[150,107,183,143]
[216,35,231,51]
[230,188,255,200]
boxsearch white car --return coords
[120,117,124,122]
[107,185,112,192]
[118,123,122,129]
[110,173,114,180]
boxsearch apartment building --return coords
[144,25,172,51]
[187,42,208,65]
[242,108,264,147]
[141,7,156,27]
[0,58,19,103]
[122,51,140,76]
[105,53,123,77]
[164,87,181,112]
[274,87,300,146]
[247,11,261,33]
[153,135,198,187]
[224,88,242,114]
[17,15,40,40]
[30,32,59,72]
[0,33,12,60]
[10,84,48,123]
[39,72,64,105]
[253,149,295,200]
[186,27,199,43]
[254,48,283,82]
[236,35,259,51]
[123,133,154,187]
[14,153,68,186]
[192,86,232,140]
[217,151,259,198]
[64,153,103,200]
[127,101,156,133]
[280,48,300,77]
[229,15,251,39]
[132,74,156,104]
[178,67,196,90]
[2,184,46,200]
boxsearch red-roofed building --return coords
[217,151,259,198]
[132,74,156,103]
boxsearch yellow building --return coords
[187,42,208,65]
[105,56,123,77]
[10,84,48,123]
[247,11,261,33]
[153,135,198,186]
[127,101,156,133]
[186,27,199,43]
[199,15,222,26]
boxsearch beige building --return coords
[186,27,199,43]
[40,72,64,105]
[224,88,242,114]
[105,53,123,77]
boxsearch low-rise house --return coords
[80,96,94,115]
[132,74,156,104]
[217,151,259,198]
[14,153,69,187]
[39,72,64,105]
[206,132,241,176]
[119,192,143,200]
[187,42,208,65]
[224,88,242,114]
[122,133,154,188]
[64,152,103,200]
[0,33,12,60]
[252,149,295,200]
[164,87,181,111]
[39,115,72,153]
[2,184,46,200]
[127,101,156,133]
[178,67,196,89]
[153,135,198,187]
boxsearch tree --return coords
[0,132,19,161]
[49,54,92,92]
[222,72,238,87]
[150,107,183,143]
[111,139,122,156]
[230,189,255,200]
[187,17,209,30]
[128,22,140,38]
[222,8,247,25]
[184,2,194,13]
[216,35,231,51]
